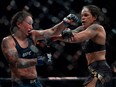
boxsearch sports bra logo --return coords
[22,51,32,57]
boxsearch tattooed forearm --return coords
[16,59,37,68]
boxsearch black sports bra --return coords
[12,36,37,58]
[82,40,105,53]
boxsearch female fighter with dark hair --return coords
[1,10,78,87]
[55,5,112,87]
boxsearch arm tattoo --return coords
[6,49,19,58]
[88,24,98,31]
[72,26,84,33]
[4,50,36,68]
[18,59,36,68]
[2,39,36,68]
[2,39,19,63]
[4,49,19,66]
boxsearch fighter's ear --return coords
[16,16,24,26]
[16,21,21,28]
[93,15,97,22]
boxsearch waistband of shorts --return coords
[13,78,38,84]
[88,60,106,67]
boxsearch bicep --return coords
[58,25,98,43]
[72,28,97,42]
[72,26,84,33]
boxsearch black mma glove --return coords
[63,14,79,27]
[62,30,73,39]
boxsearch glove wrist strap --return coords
[63,20,69,27]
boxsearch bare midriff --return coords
[86,50,106,65]
[11,66,37,80]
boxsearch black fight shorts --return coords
[83,60,112,87]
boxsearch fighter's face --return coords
[17,16,33,36]
[81,7,96,28]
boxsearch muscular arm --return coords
[58,24,100,43]
[1,37,37,68]
[32,21,66,41]
[72,26,85,33]
[31,14,79,41]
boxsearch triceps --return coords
[1,39,18,65]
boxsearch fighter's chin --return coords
[27,30,32,36]
[26,33,29,36]
[26,32,31,37]
[82,24,87,28]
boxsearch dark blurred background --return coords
[0,0,116,87]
